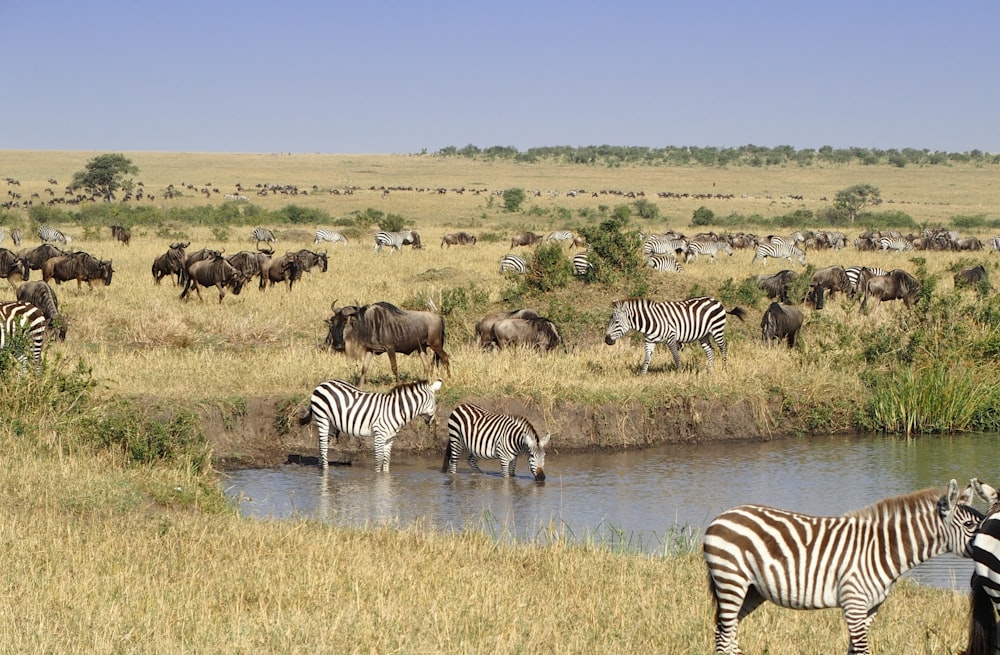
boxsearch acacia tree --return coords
[834,183,882,223]
[70,153,139,202]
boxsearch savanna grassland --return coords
[1,150,999,653]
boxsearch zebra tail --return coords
[440,439,453,473]
[727,306,747,322]
[967,577,997,655]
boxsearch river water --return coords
[223,432,1000,589]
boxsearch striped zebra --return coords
[685,239,733,263]
[989,235,1000,252]
[966,479,1000,655]
[10,228,21,247]
[0,301,47,372]
[878,235,913,252]
[751,241,806,266]
[604,297,746,374]
[37,226,67,244]
[704,480,982,655]
[545,230,579,246]
[313,229,349,246]
[645,255,683,272]
[373,230,415,253]
[252,227,276,248]
[441,403,550,481]
[571,251,592,277]
[498,254,527,275]
[642,234,687,257]
[844,266,887,297]
[298,378,442,471]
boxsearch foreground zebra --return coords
[966,479,1000,655]
[703,479,982,655]
[0,301,47,371]
[314,229,349,246]
[604,297,745,374]
[498,254,527,275]
[252,227,276,248]
[442,403,550,481]
[299,378,442,471]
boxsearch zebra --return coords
[878,236,913,252]
[844,266,887,298]
[603,297,746,374]
[252,227,276,248]
[703,479,982,655]
[441,403,550,481]
[571,251,592,277]
[498,254,527,275]
[37,226,67,244]
[645,255,683,272]
[685,239,733,263]
[751,241,806,266]
[989,235,1000,252]
[642,234,687,257]
[314,229,349,246]
[965,478,1000,655]
[373,230,415,253]
[10,228,21,247]
[0,301,47,372]
[298,378,442,471]
[546,230,581,247]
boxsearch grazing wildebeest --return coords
[811,265,851,299]
[18,243,66,271]
[954,264,989,289]
[955,236,984,251]
[510,231,542,248]
[225,248,271,283]
[490,316,561,352]
[756,269,797,303]
[292,249,328,274]
[151,241,191,285]
[441,232,477,248]
[324,301,450,386]
[761,302,804,348]
[0,247,29,290]
[860,269,922,312]
[16,280,66,340]
[110,225,131,246]
[180,254,247,303]
[259,252,303,291]
[42,252,113,290]
[474,308,540,349]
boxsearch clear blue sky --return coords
[4,1,998,154]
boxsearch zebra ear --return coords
[972,478,998,506]
[539,433,551,448]
[429,380,442,392]
[939,479,961,519]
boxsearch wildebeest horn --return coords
[330,299,338,312]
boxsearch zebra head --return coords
[416,379,443,425]
[526,432,551,482]
[936,479,983,557]
[604,301,633,345]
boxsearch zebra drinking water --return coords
[314,230,349,246]
[498,254,527,275]
[0,301,47,372]
[299,378,442,471]
[704,480,982,655]
[603,296,745,374]
[441,403,550,481]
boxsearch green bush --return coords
[502,188,526,212]
[692,206,715,226]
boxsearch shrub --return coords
[692,206,715,226]
[502,188,526,212]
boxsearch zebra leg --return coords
[699,338,717,372]
[316,417,330,469]
[640,340,657,374]
[382,438,395,473]
[665,339,682,371]
[373,433,386,472]
[841,600,873,655]
[467,456,483,474]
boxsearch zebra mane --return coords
[844,487,940,520]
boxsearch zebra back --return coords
[571,252,592,276]
[0,301,47,371]
[498,254,527,275]
[37,226,66,244]
[252,227,276,245]
[443,403,549,480]
[314,230,348,245]
[646,255,683,272]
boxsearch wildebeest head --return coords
[324,302,358,352]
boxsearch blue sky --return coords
[3,1,998,154]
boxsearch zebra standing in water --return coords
[313,229,349,246]
[498,254,527,275]
[751,239,806,266]
[604,297,745,374]
[703,480,981,655]
[252,227,276,248]
[37,226,67,244]
[685,239,733,263]
[299,378,442,471]
[966,479,1000,655]
[0,301,48,371]
[442,403,550,481]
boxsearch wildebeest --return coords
[225,248,271,283]
[761,302,804,348]
[292,249,328,274]
[180,254,247,303]
[18,243,66,271]
[811,265,851,298]
[110,225,131,246]
[756,269,797,303]
[474,309,540,349]
[151,241,190,285]
[324,301,450,386]
[490,316,561,352]
[955,236,984,251]
[16,280,66,340]
[42,251,113,290]
[0,247,29,290]
[861,269,922,312]
[441,232,477,248]
[510,231,542,248]
[954,264,989,289]
[259,252,304,291]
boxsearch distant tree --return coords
[70,153,139,202]
[692,206,715,226]
[502,187,526,212]
[833,183,883,223]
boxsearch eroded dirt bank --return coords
[204,395,811,470]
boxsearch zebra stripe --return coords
[498,254,527,275]
[572,252,592,277]
[252,227,276,247]
[703,480,981,655]
[645,255,683,272]
[545,230,575,243]
[0,227,4,245]
[844,266,887,297]
[373,230,416,253]
[878,235,913,252]
[0,301,47,371]
[604,297,744,374]
[37,226,67,244]
[442,403,550,481]
[10,228,21,247]
[751,241,806,266]
[967,480,1000,655]
[314,230,348,245]
[989,235,1000,252]
[642,234,687,256]
[685,240,733,263]
[301,378,442,471]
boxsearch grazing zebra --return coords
[498,254,527,275]
[299,378,442,471]
[604,297,746,374]
[751,241,806,266]
[878,236,913,252]
[685,240,733,263]
[645,255,683,272]
[704,480,981,655]
[844,266,887,297]
[314,229,349,246]
[642,234,687,257]
[37,226,67,245]
[571,251,592,277]
[442,403,550,481]
[966,479,1000,655]
[0,301,47,371]
[252,227,276,248]
[373,230,415,253]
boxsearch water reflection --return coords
[225,432,1000,589]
